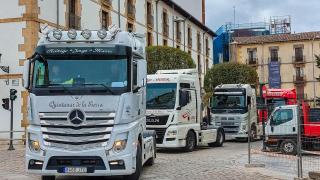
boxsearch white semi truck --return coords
[23,26,156,180]
[211,84,261,140]
[146,69,225,152]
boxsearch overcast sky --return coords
[206,0,320,33]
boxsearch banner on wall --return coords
[268,61,281,88]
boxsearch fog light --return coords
[52,29,62,40]
[113,140,127,153]
[67,29,77,39]
[97,29,107,39]
[81,29,92,39]
[166,130,177,137]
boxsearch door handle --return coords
[271,126,274,132]
[293,127,296,132]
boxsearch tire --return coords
[144,135,156,166]
[184,131,196,152]
[249,125,257,142]
[124,142,142,180]
[41,176,55,180]
[280,140,297,155]
[209,129,224,147]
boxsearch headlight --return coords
[28,133,41,153]
[52,29,62,40]
[67,29,77,39]
[113,140,127,153]
[112,132,128,153]
[81,29,92,39]
[166,130,177,137]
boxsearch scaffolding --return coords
[269,15,291,34]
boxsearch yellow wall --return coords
[233,39,320,105]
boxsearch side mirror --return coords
[137,60,147,88]
[179,90,189,108]
[23,60,30,89]
[247,96,251,105]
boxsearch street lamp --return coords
[174,17,186,51]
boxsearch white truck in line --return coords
[210,84,261,141]
[146,69,225,152]
[23,26,156,180]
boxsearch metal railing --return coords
[293,75,307,84]
[268,57,281,63]
[68,13,81,30]
[292,56,306,64]
[246,58,258,66]
[127,3,136,19]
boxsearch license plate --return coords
[63,167,87,173]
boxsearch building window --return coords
[101,11,109,29]
[296,67,304,79]
[176,21,181,43]
[197,32,201,53]
[147,32,153,46]
[127,0,136,19]
[68,0,81,29]
[205,38,209,57]
[197,55,201,74]
[163,39,168,46]
[270,48,279,62]
[163,10,169,37]
[294,47,304,62]
[247,48,257,64]
[127,22,134,32]
[188,27,192,48]
[146,1,153,28]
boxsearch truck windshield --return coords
[146,83,177,109]
[32,57,128,94]
[212,95,246,109]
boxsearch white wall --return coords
[0,0,25,19]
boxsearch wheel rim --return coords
[284,143,294,153]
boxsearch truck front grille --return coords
[147,128,166,144]
[39,111,114,150]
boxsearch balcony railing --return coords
[292,56,306,64]
[163,23,169,37]
[127,3,136,19]
[268,57,281,63]
[246,58,258,66]
[68,13,81,29]
[147,15,154,28]
[293,75,306,84]
[101,0,112,7]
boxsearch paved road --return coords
[0,142,287,180]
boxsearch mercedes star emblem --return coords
[68,109,86,126]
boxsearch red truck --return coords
[258,86,297,124]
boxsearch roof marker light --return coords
[52,29,62,40]
[97,29,107,39]
[67,29,77,39]
[81,29,92,39]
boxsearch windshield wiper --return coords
[84,83,115,95]
[46,84,75,95]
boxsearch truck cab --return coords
[211,84,259,140]
[23,27,155,180]
[146,69,224,151]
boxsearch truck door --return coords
[266,107,297,136]
[178,89,197,124]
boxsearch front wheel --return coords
[124,142,142,180]
[209,129,224,147]
[184,131,196,152]
[41,176,55,180]
[280,140,297,155]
